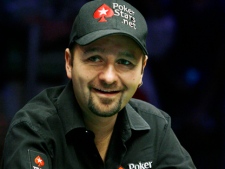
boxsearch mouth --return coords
[92,88,121,96]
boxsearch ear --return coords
[142,55,148,73]
[139,55,148,86]
[65,48,72,79]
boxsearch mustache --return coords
[89,82,127,91]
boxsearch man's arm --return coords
[1,120,51,169]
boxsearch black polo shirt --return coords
[1,81,196,169]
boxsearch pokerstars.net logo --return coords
[33,155,45,169]
[93,3,137,29]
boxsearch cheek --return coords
[121,74,141,104]
[71,65,96,92]
[71,70,90,102]
[71,68,87,85]
[124,71,142,86]
[120,73,141,107]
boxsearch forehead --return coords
[77,34,144,55]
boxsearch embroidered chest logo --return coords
[93,3,137,29]
[34,155,45,168]
[118,166,124,169]
[28,149,49,169]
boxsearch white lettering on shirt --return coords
[33,166,41,169]
[128,161,153,169]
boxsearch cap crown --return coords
[69,0,148,54]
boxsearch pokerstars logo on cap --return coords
[93,4,114,22]
[93,3,137,30]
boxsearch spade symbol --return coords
[93,4,114,22]
[34,155,45,167]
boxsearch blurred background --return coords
[0,0,225,168]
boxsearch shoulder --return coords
[8,85,66,132]
[128,98,171,127]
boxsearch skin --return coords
[65,34,148,160]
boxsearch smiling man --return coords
[1,0,196,169]
[66,35,146,117]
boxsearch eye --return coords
[88,56,102,62]
[117,59,132,66]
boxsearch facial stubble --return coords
[88,94,122,117]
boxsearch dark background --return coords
[0,0,225,168]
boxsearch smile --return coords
[93,88,120,94]
[91,87,122,98]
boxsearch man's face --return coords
[65,35,148,118]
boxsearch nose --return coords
[98,64,118,85]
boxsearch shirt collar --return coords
[113,103,150,143]
[125,103,151,131]
[57,81,86,135]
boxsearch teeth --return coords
[97,88,117,92]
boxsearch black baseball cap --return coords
[69,0,148,55]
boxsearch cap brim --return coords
[75,30,148,55]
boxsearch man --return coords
[1,0,196,168]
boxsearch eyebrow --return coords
[117,51,140,63]
[82,46,137,61]
[118,51,136,59]
[83,47,105,55]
